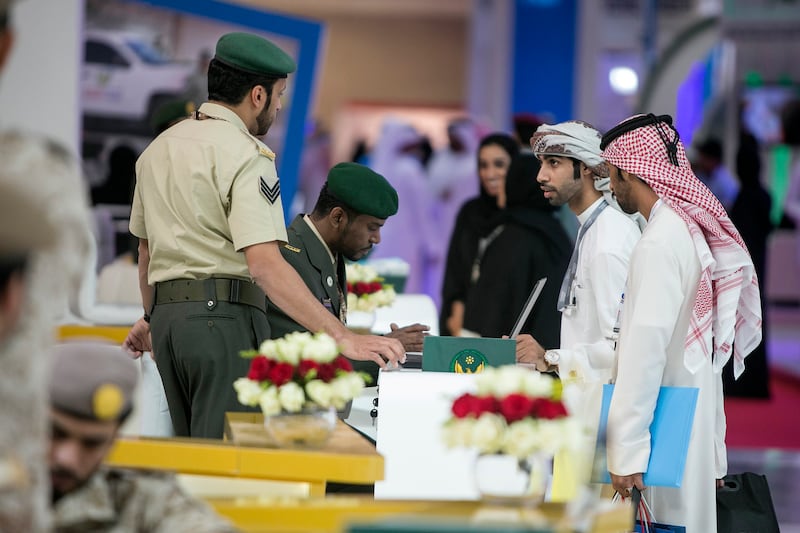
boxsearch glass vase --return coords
[346,309,376,334]
[473,452,551,506]
[263,405,337,449]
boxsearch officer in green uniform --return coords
[50,342,236,532]
[267,162,429,381]
[127,33,403,438]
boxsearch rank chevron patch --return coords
[259,176,280,204]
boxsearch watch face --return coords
[545,351,559,365]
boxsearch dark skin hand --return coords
[385,322,429,353]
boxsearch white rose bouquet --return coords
[442,366,581,459]
[233,331,369,416]
[345,263,396,312]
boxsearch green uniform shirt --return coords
[130,102,287,283]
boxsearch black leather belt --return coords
[154,278,265,312]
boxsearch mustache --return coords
[50,466,79,483]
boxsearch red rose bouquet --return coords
[233,331,369,417]
[442,366,580,459]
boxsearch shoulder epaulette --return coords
[259,146,276,160]
[284,244,301,253]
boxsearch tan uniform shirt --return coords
[53,468,237,532]
[130,102,287,283]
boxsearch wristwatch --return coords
[543,350,560,367]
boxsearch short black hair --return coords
[311,182,360,221]
[696,138,723,160]
[207,58,279,107]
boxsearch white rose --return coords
[330,373,364,406]
[258,387,281,417]
[302,333,339,363]
[277,382,306,413]
[521,371,554,398]
[233,377,263,407]
[535,419,566,455]
[274,338,302,365]
[347,292,358,311]
[442,419,474,448]
[258,339,278,358]
[305,380,333,407]
[501,419,542,459]
[470,413,506,454]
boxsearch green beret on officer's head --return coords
[49,342,139,423]
[214,32,296,78]
[327,162,399,219]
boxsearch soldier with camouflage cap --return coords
[267,162,430,381]
[127,32,403,439]
[49,342,236,532]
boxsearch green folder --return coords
[421,336,516,373]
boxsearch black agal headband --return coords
[600,113,681,166]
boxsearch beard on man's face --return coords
[50,466,88,503]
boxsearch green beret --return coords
[215,32,296,78]
[327,162,398,219]
[49,342,139,422]
[150,99,195,134]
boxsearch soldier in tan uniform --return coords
[50,342,237,533]
[126,32,403,438]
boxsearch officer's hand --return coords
[386,322,429,352]
[513,334,547,370]
[123,317,152,359]
[339,332,405,368]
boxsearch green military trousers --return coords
[151,300,269,438]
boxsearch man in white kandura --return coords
[601,113,761,532]
[516,120,641,494]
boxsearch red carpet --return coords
[725,369,800,450]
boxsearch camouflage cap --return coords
[49,342,139,422]
[214,32,296,78]
[0,182,55,256]
[327,162,398,219]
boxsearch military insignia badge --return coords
[260,176,280,204]
[283,244,301,253]
[450,349,488,374]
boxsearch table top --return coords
[106,413,384,485]
[224,412,379,457]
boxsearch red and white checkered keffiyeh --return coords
[602,117,762,378]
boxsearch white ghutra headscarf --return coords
[530,120,645,228]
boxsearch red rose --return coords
[355,281,369,295]
[298,359,320,379]
[346,282,354,293]
[317,363,337,383]
[474,396,500,416]
[333,356,352,373]
[452,393,477,418]
[267,362,294,387]
[369,281,382,293]
[500,393,535,423]
[247,355,273,381]
[534,398,568,420]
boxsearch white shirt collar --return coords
[577,197,606,225]
[648,199,664,223]
[302,214,335,264]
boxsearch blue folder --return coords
[593,384,699,487]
